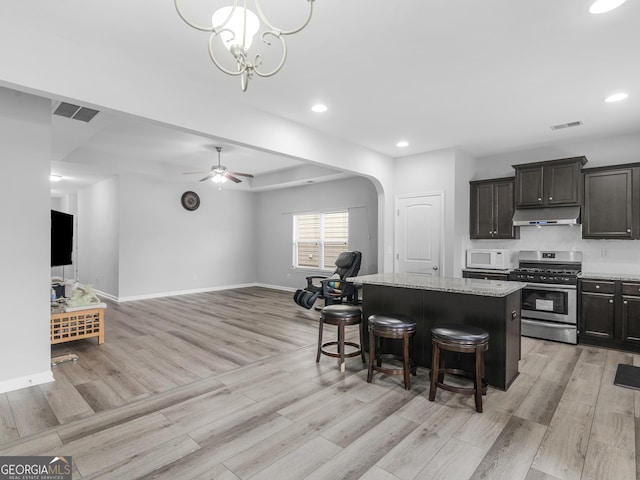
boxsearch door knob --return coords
[433,266,439,271]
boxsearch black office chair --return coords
[293,251,362,309]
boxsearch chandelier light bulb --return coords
[212,6,260,51]
[589,0,626,14]
[174,0,315,91]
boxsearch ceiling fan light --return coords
[211,174,227,184]
[604,92,629,103]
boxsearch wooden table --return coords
[50,306,105,345]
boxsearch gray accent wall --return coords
[255,176,379,290]
[77,173,258,300]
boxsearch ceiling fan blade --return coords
[230,172,254,178]
[199,175,212,182]
[183,171,209,175]
[226,174,242,183]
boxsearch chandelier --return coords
[174,0,315,91]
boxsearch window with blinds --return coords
[294,211,349,269]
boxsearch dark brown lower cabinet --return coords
[579,279,640,351]
[622,284,640,346]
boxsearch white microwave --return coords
[466,249,510,270]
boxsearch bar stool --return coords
[428,324,489,413]
[367,314,417,390]
[316,304,365,372]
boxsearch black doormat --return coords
[614,364,640,390]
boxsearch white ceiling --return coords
[3,0,640,196]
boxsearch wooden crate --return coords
[50,307,104,345]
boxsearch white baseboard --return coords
[117,283,259,302]
[254,283,296,293]
[0,370,54,394]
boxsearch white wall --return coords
[255,176,379,289]
[0,87,53,392]
[469,131,640,274]
[78,177,120,297]
[116,174,257,300]
[394,149,475,278]
[453,150,477,274]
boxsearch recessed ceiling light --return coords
[396,141,409,148]
[311,104,327,113]
[589,0,626,14]
[50,174,62,182]
[604,92,629,103]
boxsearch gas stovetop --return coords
[509,250,582,286]
[509,270,580,285]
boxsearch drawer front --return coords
[622,283,640,297]
[581,280,616,294]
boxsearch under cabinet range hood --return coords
[512,206,581,226]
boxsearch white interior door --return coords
[395,193,442,276]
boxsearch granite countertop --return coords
[348,273,525,297]
[579,272,640,282]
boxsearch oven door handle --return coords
[522,282,576,290]
[522,318,575,328]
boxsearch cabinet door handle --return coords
[537,197,542,201]
[627,229,631,233]
[609,299,614,303]
[549,197,553,200]
[595,285,600,289]
[624,300,628,304]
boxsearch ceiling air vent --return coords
[53,102,100,122]
[550,121,583,131]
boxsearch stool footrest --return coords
[320,341,363,359]
[432,368,488,395]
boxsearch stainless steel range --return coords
[509,250,582,344]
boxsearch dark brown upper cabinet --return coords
[513,156,587,208]
[470,177,518,239]
[582,165,640,239]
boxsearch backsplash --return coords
[468,225,640,275]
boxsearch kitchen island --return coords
[350,273,524,390]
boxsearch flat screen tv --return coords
[51,210,74,267]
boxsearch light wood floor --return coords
[1,287,639,479]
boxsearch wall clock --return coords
[181,191,200,211]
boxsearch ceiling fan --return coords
[184,146,254,188]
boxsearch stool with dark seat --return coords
[428,324,489,413]
[317,304,365,372]
[367,314,417,390]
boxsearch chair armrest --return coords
[320,278,356,301]
[306,275,329,289]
